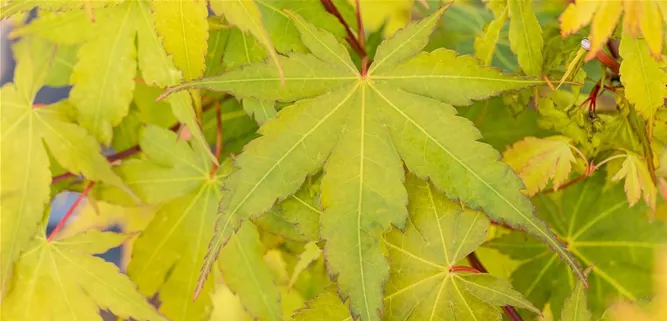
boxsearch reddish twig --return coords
[467,252,525,321]
[210,102,223,177]
[449,266,481,274]
[51,146,142,184]
[321,0,367,59]
[353,0,368,74]
[47,182,95,241]
[540,173,588,195]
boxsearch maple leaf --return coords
[210,0,284,83]
[508,0,543,76]
[0,230,165,321]
[120,125,230,321]
[383,175,541,320]
[0,37,130,295]
[559,0,667,59]
[559,266,593,321]
[486,173,667,320]
[618,31,667,138]
[0,0,122,19]
[218,222,282,321]
[503,136,581,196]
[474,7,507,66]
[610,152,657,212]
[607,248,667,321]
[160,7,583,320]
[13,0,212,160]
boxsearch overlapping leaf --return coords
[560,0,667,59]
[610,152,657,211]
[0,230,164,321]
[122,125,229,321]
[618,31,667,138]
[486,174,667,320]
[383,175,540,320]
[503,136,579,196]
[13,0,211,158]
[508,0,543,76]
[559,266,593,321]
[0,38,128,296]
[162,7,581,320]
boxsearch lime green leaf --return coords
[10,10,96,45]
[292,288,351,321]
[289,241,322,288]
[211,0,284,83]
[45,45,78,87]
[369,5,447,74]
[320,85,408,321]
[125,126,231,321]
[474,7,508,66]
[619,32,667,138]
[276,179,322,241]
[486,173,667,320]
[1,231,164,321]
[373,49,546,106]
[610,152,657,211]
[151,0,208,80]
[219,222,282,321]
[384,175,539,320]
[1,43,127,294]
[168,10,583,318]
[205,28,230,76]
[243,98,277,125]
[223,29,268,70]
[210,285,254,321]
[0,0,122,19]
[503,136,578,196]
[69,2,137,145]
[508,0,543,76]
[163,52,356,101]
[560,266,593,321]
[133,82,177,128]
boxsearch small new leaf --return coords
[503,136,579,196]
[611,152,657,211]
[559,266,593,321]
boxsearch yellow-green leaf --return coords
[1,231,165,321]
[1,40,128,294]
[218,222,282,321]
[508,0,543,76]
[474,7,508,66]
[210,0,284,82]
[503,136,578,196]
[151,0,208,80]
[611,152,657,211]
[619,32,667,138]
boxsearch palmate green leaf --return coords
[383,175,539,320]
[1,230,164,321]
[210,0,284,82]
[486,173,667,320]
[244,98,278,125]
[507,0,543,76]
[152,0,208,80]
[0,38,128,295]
[474,7,508,66]
[619,31,667,138]
[163,7,581,320]
[123,125,230,321]
[560,266,593,321]
[16,0,212,159]
[218,222,282,321]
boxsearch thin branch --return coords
[47,182,95,241]
[320,0,367,59]
[467,252,524,321]
[449,266,481,274]
[51,100,221,184]
[540,173,588,195]
[353,0,368,74]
